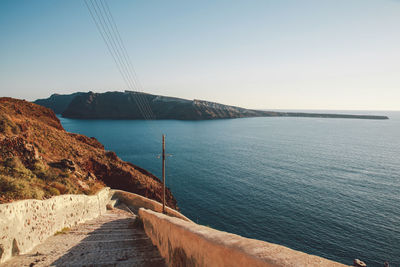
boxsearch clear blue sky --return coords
[1,0,399,110]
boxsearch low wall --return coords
[139,208,350,267]
[0,187,111,263]
[111,189,191,222]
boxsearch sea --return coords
[59,110,400,266]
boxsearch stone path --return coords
[1,207,166,267]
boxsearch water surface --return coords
[59,111,400,266]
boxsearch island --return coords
[34,91,389,120]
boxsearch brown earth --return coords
[0,97,177,209]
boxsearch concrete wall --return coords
[111,189,192,222]
[139,208,350,267]
[0,187,111,263]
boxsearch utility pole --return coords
[162,134,166,214]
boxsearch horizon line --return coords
[3,92,399,113]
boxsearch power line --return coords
[100,0,156,119]
[84,0,149,120]
[97,0,155,120]
[85,0,170,206]
[93,0,153,120]
[84,0,154,120]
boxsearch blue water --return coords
[59,111,400,266]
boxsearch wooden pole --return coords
[162,134,166,214]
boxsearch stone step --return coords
[80,233,147,240]
[78,223,135,228]
[63,258,166,267]
[52,247,164,265]
[80,222,134,226]
[69,229,144,235]
[71,240,157,251]
[0,208,166,267]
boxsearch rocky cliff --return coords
[34,92,84,114]
[34,91,389,120]
[0,98,177,208]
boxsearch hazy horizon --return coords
[1,0,399,111]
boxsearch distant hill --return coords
[34,92,84,114]
[34,91,389,120]
[61,91,282,120]
[0,98,177,208]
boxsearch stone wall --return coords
[111,189,192,222]
[0,187,111,263]
[0,188,350,266]
[139,208,350,267]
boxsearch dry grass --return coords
[0,156,83,202]
[0,113,20,135]
[54,227,70,235]
[0,98,175,209]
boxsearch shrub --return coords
[0,175,45,201]
[3,158,32,179]
[47,187,60,196]
[32,161,57,181]
[0,114,19,135]
[30,187,45,200]
[32,160,46,173]
[54,227,70,235]
[51,182,67,194]
[0,175,18,192]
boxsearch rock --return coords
[76,180,89,190]
[23,143,41,162]
[105,151,118,161]
[354,259,367,267]
[0,137,41,167]
[85,172,97,181]
[49,159,76,171]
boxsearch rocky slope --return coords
[0,98,177,208]
[34,91,389,120]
